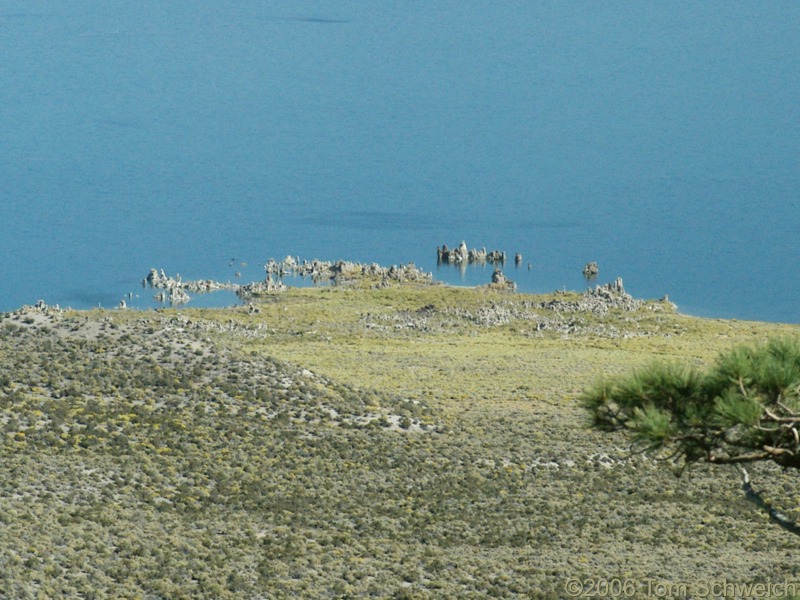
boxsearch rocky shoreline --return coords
[7,243,649,314]
[139,241,529,307]
[11,270,674,341]
[142,258,434,306]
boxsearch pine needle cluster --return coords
[583,337,800,469]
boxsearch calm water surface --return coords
[1,2,798,321]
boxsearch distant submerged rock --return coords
[437,241,507,266]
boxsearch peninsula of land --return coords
[1,258,799,598]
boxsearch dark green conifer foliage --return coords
[583,337,800,469]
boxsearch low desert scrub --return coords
[0,285,798,597]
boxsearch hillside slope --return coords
[1,283,799,598]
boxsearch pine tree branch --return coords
[738,467,800,537]
[777,400,800,417]
[764,407,800,424]
[708,452,770,465]
[762,445,795,458]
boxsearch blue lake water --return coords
[1,2,798,322]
